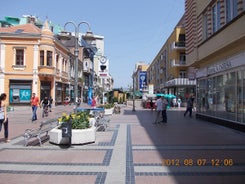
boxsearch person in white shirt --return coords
[177,97,181,108]
[153,96,163,124]
[0,93,10,143]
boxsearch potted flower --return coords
[49,111,96,145]
[97,103,114,115]
[58,111,91,129]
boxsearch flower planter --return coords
[104,107,114,115]
[49,118,96,145]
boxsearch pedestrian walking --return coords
[0,93,10,143]
[184,95,194,117]
[48,96,53,112]
[153,96,163,124]
[172,97,177,108]
[30,93,39,121]
[149,98,154,111]
[177,97,181,108]
[40,96,49,117]
[162,97,168,123]
[64,96,70,106]
[91,96,97,108]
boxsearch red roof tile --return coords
[0,23,41,34]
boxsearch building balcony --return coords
[61,71,68,78]
[165,78,196,87]
[171,41,185,50]
[83,58,93,74]
[171,59,186,67]
[56,69,60,75]
[38,66,55,76]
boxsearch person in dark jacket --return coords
[184,95,194,117]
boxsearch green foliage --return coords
[58,111,90,129]
[97,103,114,109]
[113,97,118,103]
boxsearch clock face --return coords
[100,56,107,64]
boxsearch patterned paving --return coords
[0,106,245,184]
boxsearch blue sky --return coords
[0,0,185,88]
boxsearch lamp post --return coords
[132,72,136,112]
[61,21,95,113]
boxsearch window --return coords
[15,49,24,65]
[47,51,52,66]
[202,13,208,40]
[179,53,186,65]
[179,34,185,42]
[40,50,44,65]
[212,1,221,33]
[56,54,59,69]
[179,70,186,78]
[226,0,238,23]
[62,58,67,72]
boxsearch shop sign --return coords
[148,84,154,94]
[208,61,232,75]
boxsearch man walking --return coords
[30,93,39,121]
[162,97,168,123]
[153,96,163,124]
[184,95,194,117]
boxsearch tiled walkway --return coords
[0,104,244,184]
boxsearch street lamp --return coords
[132,72,136,112]
[60,21,95,113]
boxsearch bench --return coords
[23,120,58,146]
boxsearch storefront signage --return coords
[207,61,232,75]
[148,84,154,94]
[196,52,245,78]
[98,56,109,78]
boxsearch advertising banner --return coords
[139,71,147,90]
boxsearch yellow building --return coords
[0,21,72,105]
[147,15,195,104]
[185,0,245,127]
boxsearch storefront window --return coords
[197,70,245,123]
[9,80,32,104]
[237,70,245,123]
[207,78,215,116]
[214,75,225,118]
[55,83,62,104]
[224,72,237,121]
[243,70,245,123]
[197,79,206,112]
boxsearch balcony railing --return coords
[165,78,196,87]
[171,59,186,66]
[56,69,60,75]
[61,71,68,78]
[38,66,55,76]
[171,41,185,50]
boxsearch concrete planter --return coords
[49,118,96,145]
[104,107,114,115]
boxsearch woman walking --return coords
[0,93,10,143]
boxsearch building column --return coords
[32,45,39,94]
